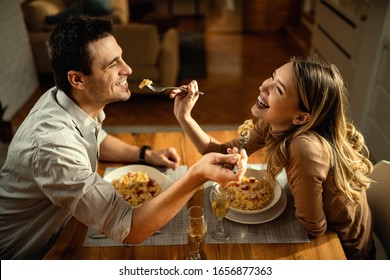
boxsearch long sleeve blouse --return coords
[203,120,373,259]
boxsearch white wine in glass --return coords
[211,184,231,240]
[186,206,207,260]
[212,198,230,218]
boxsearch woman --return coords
[171,56,375,259]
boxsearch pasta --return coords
[237,119,254,138]
[226,175,274,211]
[139,79,153,89]
[111,171,162,207]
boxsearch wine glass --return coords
[186,206,207,260]
[211,184,231,240]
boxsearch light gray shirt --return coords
[0,87,133,259]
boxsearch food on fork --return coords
[111,171,162,207]
[226,176,274,211]
[232,119,254,174]
[139,79,153,89]
[237,119,254,138]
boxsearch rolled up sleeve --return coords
[34,134,133,243]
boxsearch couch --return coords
[21,0,179,93]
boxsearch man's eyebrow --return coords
[273,70,286,92]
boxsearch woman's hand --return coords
[170,80,201,123]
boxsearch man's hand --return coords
[146,147,181,170]
[188,149,248,187]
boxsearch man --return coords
[0,16,247,259]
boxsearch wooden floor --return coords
[12,19,302,129]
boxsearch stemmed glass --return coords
[186,206,207,260]
[211,184,231,240]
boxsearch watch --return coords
[139,145,152,164]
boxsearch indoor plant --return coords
[0,101,13,143]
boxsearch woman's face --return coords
[251,62,306,131]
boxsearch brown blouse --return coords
[204,120,373,259]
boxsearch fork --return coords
[146,84,204,95]
[232,132,250,174]
[89,230,162,239]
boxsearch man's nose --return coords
[123,63,132,75]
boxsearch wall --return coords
[358,2,390,162]
[0,0,38,121]
[311,0,390,162]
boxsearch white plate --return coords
[224,189,287,224]
[103,165,173,194]
[222,168,283,214]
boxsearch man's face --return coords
[82,35,132,107]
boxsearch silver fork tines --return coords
[232,133,250,174]
[89,230,162,239]
[146,84,204,95]
[89,233,107,239]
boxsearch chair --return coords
[367,160,390,259]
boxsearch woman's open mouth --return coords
[256,96,270,109]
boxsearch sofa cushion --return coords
[23,0,63,31]
[114,24,160,67]
[23,0,129,30]
[45,3,82,25]
[110,0,129,24]
[85,0,112,16]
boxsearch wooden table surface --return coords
[44,131,346,260]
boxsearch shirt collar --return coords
[55,88,106,137]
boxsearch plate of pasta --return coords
[222,168,282,215]
[224,189,287,224]
[104,165,173,207]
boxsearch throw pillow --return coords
[45,4,82,25]
[23,0,61,31]
[85,0,112,16]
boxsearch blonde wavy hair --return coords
[265,56,373,202]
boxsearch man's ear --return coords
[68,70,85,90]
[292,112,310,125]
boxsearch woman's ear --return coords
[67,70,85,90]
[292,112,310,125]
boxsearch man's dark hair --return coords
[46,15,114,95]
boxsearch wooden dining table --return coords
[44,130,346,260]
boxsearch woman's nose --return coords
[259,83,268,95]
[260,78,275,94]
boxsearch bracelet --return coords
[139,145,152,164]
